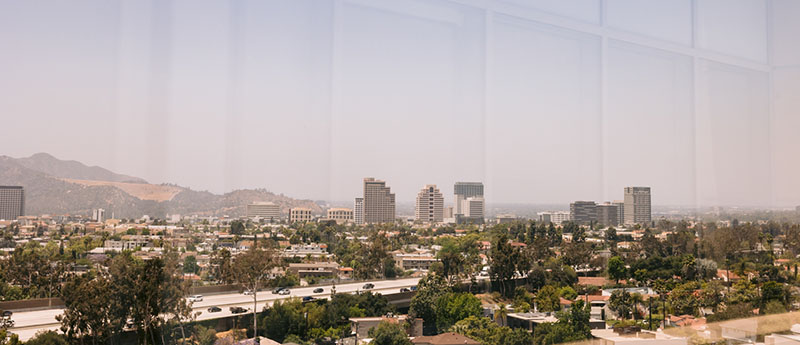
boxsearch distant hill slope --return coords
[0,154,322,218]
[16,153,147,183]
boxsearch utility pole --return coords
[648,297,653,330]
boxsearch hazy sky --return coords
[1,0,799,208]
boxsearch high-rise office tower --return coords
[596,203,618,227]
[0,186,24,221]
[462,197,485,218]
[570,201,597,224]
[613,201,625,226]
[362,178,395,224]
[454,182,484,215]
[415,185,444,223]
[624,187,651,225]
[354,198,364,225]
[92,208,106,222]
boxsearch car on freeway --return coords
[271,287,285,294]
[278,288,291,295]
[400,287,410,292]
[230,306,249,314]
[302,296,314,302]
[207,306,222,313]
[243,290,255,295]
[362,283,374,290]
[187,295,203,302]
[409,286,418,291]
[313,288,324,293]
[2,311,12,318]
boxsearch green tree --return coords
[409,274,451,335]
[608,290,633,319]
[668,282,699,316]
[232,240,279,340]
[607,256,627,281]
[535,285,561,313]
[368,321,412,345]
[183,255,199,274]
[230,220,245,235]
[434,292,482,332]
[24,331,68,345]
[210,249,233,284]
[193,325,217,345]
[490,234,519,297]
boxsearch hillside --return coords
[0,153,322,218]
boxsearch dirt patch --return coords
[62,178,183,202]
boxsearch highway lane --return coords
[8,277,421,341]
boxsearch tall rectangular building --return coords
[624,187,651,225]
[454,182,484,216]
[570,201,597,225]
[0,186,24,221]
[613,201,625,226]
[362,178,395,224]
[354,198,364,225]
[537,211,570,225]
[415,185,444,223]
[596,203,618,227]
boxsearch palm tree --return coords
[630,293,644,320]
[495,304,508,327]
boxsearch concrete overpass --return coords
[8,277,422,341]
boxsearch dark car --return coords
[230,306,248,314]
[400,288,410,292]
[409,286,418,291]
[302,296,314,302]
[1,311,12,318]
[313,288,324,293]
[362,283,374,290]
[207,306,222,313]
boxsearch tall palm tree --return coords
[495,304,508,327]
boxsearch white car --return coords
[278,288,291,295]
[188,295,203,302]
[243,290,255,296]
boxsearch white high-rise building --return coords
[92,208,105,222]
[415,185,444,223]
[354,198,364,225]
[624,187,651,225]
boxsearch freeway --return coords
[8,277,421,341]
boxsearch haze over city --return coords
[2,1,799,208]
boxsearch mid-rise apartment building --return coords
[454,182,483,215]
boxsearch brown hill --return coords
[0,154,322,218]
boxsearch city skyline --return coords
[2,1,799,208]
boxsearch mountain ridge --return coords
[0,153,322,218]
